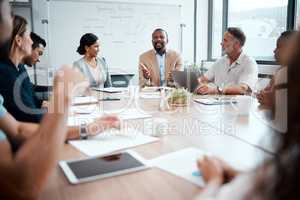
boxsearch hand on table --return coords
[197,155,239,185]
[256,90,274,109]
[195,84,217,95]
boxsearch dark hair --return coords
[250,31,300,200]
[152,28,168,40]
[76,33,98,55]
[278,30,297,43]
[0,0,3,22]
[0,0,5,22]
[30,32,46,49]
[10,15,28,51]
[227,27,246,47]
[0,14,28,61]
[270,31,300,200]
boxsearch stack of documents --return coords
[69,128,158,156]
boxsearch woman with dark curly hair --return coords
[73,33,112,88]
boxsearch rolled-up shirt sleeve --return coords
[204,63,216,82]
[238,59,258,91]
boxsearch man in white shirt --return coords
[196,27,258,95]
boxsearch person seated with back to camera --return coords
[0,2,119,199]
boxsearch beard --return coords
[153,42,166,55]
[222,46,234,56]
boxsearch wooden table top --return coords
[40,92,277,200]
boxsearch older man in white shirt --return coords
[196,27,258,95]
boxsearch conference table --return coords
[40,89,278,200]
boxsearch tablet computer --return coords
[59,151,149,184]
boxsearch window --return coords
[209,0,293,62]
[211,0,224,59]
[228,0,288,61]
[297,0,300,27]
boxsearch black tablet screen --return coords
[67,152,144,179]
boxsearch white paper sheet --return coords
[68,108,152,126]
[69,128,158,156]
[72,96,98,105]
[150,148,207,187]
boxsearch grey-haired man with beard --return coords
[196,27,258,95]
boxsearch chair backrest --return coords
[110,74,134,87]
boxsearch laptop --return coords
[172,70,199,92]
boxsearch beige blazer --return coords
[139,49,183,87]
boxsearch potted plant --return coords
[167,88,190,107]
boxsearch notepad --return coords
[150,148,206,187]
[69,128,159,156]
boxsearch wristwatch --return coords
[80,123,89,140]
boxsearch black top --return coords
[0,59,44,123]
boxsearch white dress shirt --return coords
[205,52,258,91]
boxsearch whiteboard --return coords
[11,6,32,30]
[47,0,181,79]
